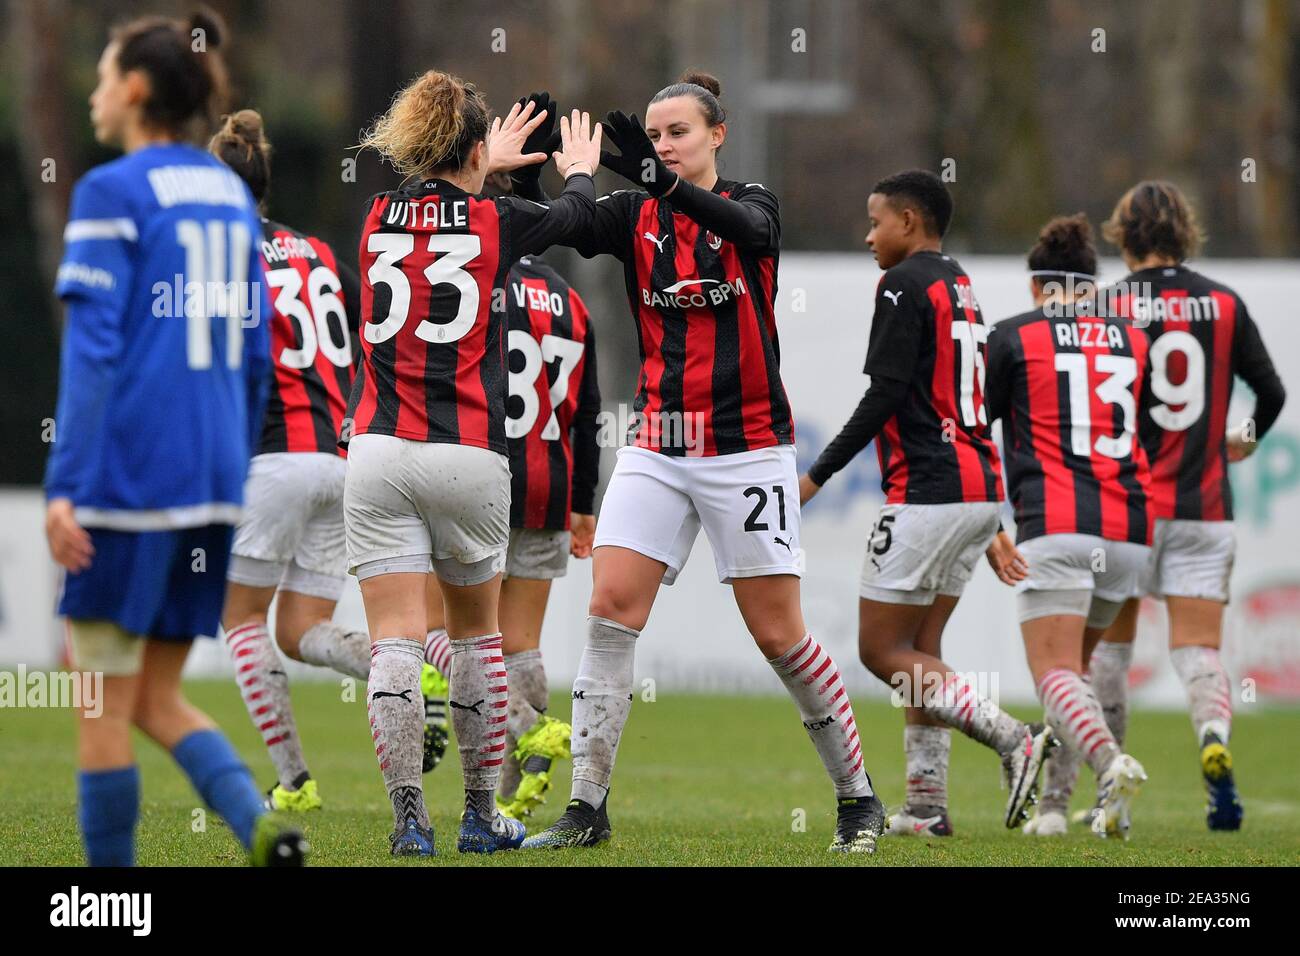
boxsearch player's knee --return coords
[588,587,648,631]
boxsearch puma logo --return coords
[643,231,667,253]
[371,689,413,703]
[773,535,792,552]
[450,698,485,716]
[883,289,903,305]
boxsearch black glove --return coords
[599,110,678,197]
[509,91,562,190]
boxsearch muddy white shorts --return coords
[1016,533,1150,628]
[229,452,348,600]
[344,434,509,587]
[504,528,570,580]
[859,501,1001,606]
[1142,519,1235,603]
[594,444,803,585]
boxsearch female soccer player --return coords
[800,170,1053,835]
[43,9,303,866]
[347,72,602,856]
[210,109,371,814]
[982,214,1154,838]
[1092,182,1286,831]
[524,72,886,854]
[420,171,602,823]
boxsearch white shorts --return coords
[229,452,348,601]
[1142,519,1235,603]
[1015,533,1151,628]
[344,434,510,588]
[859,501,1001,605]
[505,528,570,580]
[594,444,803,585]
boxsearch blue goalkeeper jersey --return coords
[44,143,272,530]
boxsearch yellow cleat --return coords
[499,715,571,819]
[266,778,322,813]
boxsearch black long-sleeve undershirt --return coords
[807,375,911,487]
[663,178,777,252]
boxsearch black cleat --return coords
[829,793,887,854]
[520,796,612,849]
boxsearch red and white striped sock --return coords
[225,622,307,789]
[450,633,508,795]
[768,634,873,798]
[1037,667,1119,776]
[1170,646,1233,745]
[923,670,1027,756]
[424,628,452,677]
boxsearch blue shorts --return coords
[59,524,234,641]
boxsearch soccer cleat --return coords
[499,715,572,819]
[420,663,450,774]
[1070,805,1098,827]
[1092,753,1147,839]
[884,806,953,837]
[457,809,525,854]
[1002,722,1057,828]
[520,796,612,849]
[250,813,309,867]
[1200,733,1243,831]
[829,794,887,853]
[389,819,437,857]
[1023,809,1069,836]
[264,777,322,813]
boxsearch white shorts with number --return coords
[1142,519,1235,603]
[229,452,348,601]
[594,444,802,585]
[504,528,570,580]
[344,434,510,587]
[859,501,1001,606]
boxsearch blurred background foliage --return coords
[2,0,1296,483]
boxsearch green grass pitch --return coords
[2,679,1297,866]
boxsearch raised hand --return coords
[599,110,677,197]
[486,98,551,175]
[552,109,602,179]
[510,91,561,189]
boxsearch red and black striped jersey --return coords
[257,219,360,456]
[344,175,595,455]
[985,303,1154,545]
[1107,265,1279,521]
[505,257,600,530]
[863,252,1004,504]
[567,180,791,457]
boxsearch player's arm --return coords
[243,250,274,453]
[569,310,601,558]
[800,275,922,503]
[44,175,139,571]
[507,111,602,257]
[337,258,364,372]
[598,110,777,253]
[660,180,779,254]
[1228,305,1286,461]
[982,320,1013,425]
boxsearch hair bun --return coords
[680,70,722,98]
[1040,212,1092,251]
[189,7,224,49]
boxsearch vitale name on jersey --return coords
[642,275,747,309]
[511,281,566,317]
[383,198,468,230]
[1054,319,1126,350]
[262,234,320,263]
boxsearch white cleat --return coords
[884,808,953,837]
[1092,753,1147,840]
[1002,723,1058,828]
[1023,809,1068,836]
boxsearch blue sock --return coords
[78,766,139,866]
[172,729,264,849]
